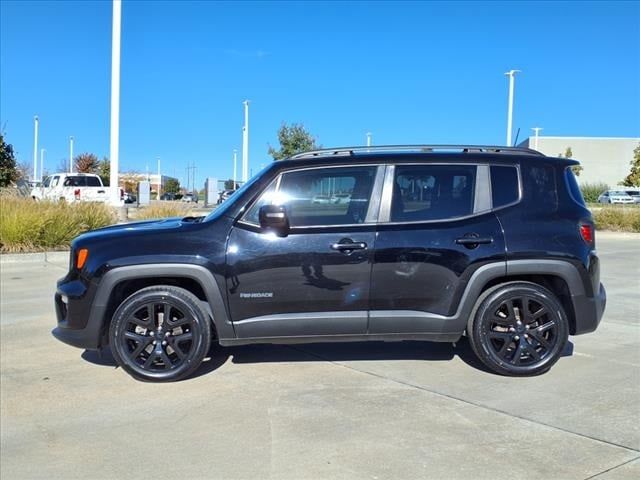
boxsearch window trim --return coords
[238,164,385,229]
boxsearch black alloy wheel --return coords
[110,286,211,382]
[468,282,569,376]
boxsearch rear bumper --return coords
[571,283,606,335]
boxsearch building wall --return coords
[518,136,639,186]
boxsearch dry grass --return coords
[130,202,193,220]
[593,205,640,232]
[0,197,116,253]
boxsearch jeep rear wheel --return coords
[109,286,211,382]
[467,282,569,376]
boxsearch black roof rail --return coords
[289,144,545,159]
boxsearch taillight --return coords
[74,188,81,200]
[580,223,594,245]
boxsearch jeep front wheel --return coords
[467,282,569,376]
[109,285,211,382]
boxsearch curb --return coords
[0,251,70,264]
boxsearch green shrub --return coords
[0,197,115,252]
[593,205,640,232]
[580,182,609,203]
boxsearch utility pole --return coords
[69,136,74,173]
[233,149,237,189]
[32,116,39,182]
[157,156,161,195]
[40,149,46,181]
[532,127,543,150]
[242,100,249,182]
[505,69,521,146]
[109,0,122,205]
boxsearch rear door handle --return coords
[331,242,367,251]
[455,237,493,246]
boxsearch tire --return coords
[467,282,569,376]
[109,285,212,382]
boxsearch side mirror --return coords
[259,204,289,234]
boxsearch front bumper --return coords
[571,283,606,335]
[52,278,102,350]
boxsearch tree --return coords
[622,143,640,187]
[0,134,19,186]
[164,177,180,194]
[559,146,583,176]
[16,161,32,180]
[268,123,319,160]
[98,157,110,186]
[74,153,99,173]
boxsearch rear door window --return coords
[391,165,476,222]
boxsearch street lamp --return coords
[109,0,122,205]
[242,100,249,182]
[32,116,39,182]
[366,132,372,148]
[69,136,74,173]
[505,69,521,146]
[532,127,543,150]
[233,149,237,189]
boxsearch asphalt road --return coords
[1,232,638,480]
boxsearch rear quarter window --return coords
[565,168,586,206]
[490,165,519,208]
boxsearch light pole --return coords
[32,116,39,182]
[505,69,521,146]
[366,132,372,147]
[532,127,543,150]
[109,0,122,205]
[69,136,74,172]
[157,156,161,195]
[40,148,46,181]
[242,100,249,182]
[233,149,237,189]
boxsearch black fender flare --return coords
[90,264,234,343]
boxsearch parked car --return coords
[623,189,640,203]
[597,190,635,204]
[181,193,198,203]
[31,173,114,203]
[123,192,137,204]
[312,194,331,204]
[53,144,605,382]
[217,189,236,204]
[331,193,351,204]
[160,193,176,201]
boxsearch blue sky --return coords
[1,0,639,186]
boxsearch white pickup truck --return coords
[30,173,114,203]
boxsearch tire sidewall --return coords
[109,288,210,382]
[472,283,569,376]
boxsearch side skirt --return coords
[219,332,461,346]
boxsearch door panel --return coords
[369,163,506,334]
[226,164,381,338]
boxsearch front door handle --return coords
[331,242,367,252]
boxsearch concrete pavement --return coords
[1,232,638,479]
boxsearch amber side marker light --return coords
[76,248,89,269]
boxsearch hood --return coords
[73,216,186,246]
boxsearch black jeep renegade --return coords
[53,145,606,381]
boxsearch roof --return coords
[289,144,545,160]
